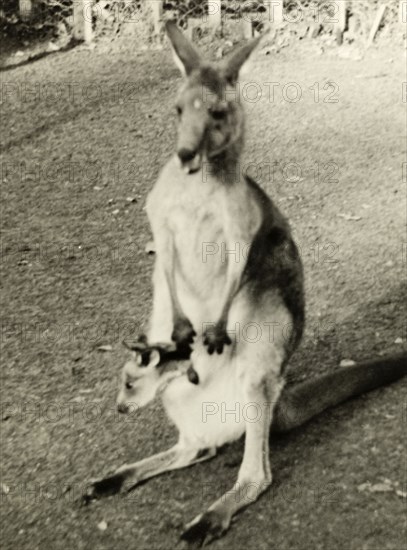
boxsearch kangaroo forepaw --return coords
[181,510,230,547]
[172,317,196,349]
[203,324,232,355]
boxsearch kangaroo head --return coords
[166,21,262,174]
[116,347,161,413]
[116,340,178,413]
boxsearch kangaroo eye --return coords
[176,105,182,116]
[211,109,226,120]
[125,381,134,390]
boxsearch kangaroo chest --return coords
[169,191,226,275]
[147,158,256,292]
[146,158,262,331]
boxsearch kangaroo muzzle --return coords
[177,147,202,174]
[117,401,129,414]
[176,112,207,174]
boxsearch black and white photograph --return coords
[1,1,406,548]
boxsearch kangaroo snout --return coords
[178,147,197,163]
[177,147,202,174]
[117,402,129,414]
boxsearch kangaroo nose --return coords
[178,148,197,163]
[117,402,129,414]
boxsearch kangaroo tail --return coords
[271,353,407,433]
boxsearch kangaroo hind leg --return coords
[181,346,285,545]
[83,444,216,504]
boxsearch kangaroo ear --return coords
[149,349,161,368]
[221,35,262,85]
[122,339,145,353]
[132,349,161,368]
[165,20,201,76]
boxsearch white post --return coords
[73,0,93,44]
[19,0,33,21]
[334,1,347,45]
[367,3,387,47]
[207,0,222,30]
[399,1,407,24]
[151,0,163,35]
[269,0,283,24]
[241,19,253,39]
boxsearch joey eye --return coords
[125,381,134,390]
[176,106,182,117]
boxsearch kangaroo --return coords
[84,341,407,544]
[84,22,407,545]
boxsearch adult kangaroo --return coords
[84,22,407,546]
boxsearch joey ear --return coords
[221,35,262,85]
[137,349,161,368]
[149,349,161,368]
[123,340,145,352]
[165,20,201,76]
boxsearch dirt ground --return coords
[1,38,406,550]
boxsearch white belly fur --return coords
[160,292,291,449]
[161,349,246,449]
